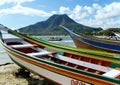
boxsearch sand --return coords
[0,63,51,85]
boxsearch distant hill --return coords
[96,28,120,36]
[18,14,103,35]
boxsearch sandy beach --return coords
[0,63,54,85]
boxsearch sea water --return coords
[0,47,13,64]
[36,36,75,46]
[0,36,75,64]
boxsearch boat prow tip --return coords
[0,24,9,32]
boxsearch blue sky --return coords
[0,0,120,29]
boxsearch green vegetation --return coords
[18,14,102,35]
[96,28,120,36]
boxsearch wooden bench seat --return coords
[54,55,112,72]
[103,69,120,78]
[9,44,38,48]
[27,51,56,56]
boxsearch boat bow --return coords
[60,25,120,53]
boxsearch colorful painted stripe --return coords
[1,41,120,85]
[83,38,120,52]
[27,36,120,65]
[0,29,119,84]
[8,29,116,56]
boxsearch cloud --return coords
[69,5,88,20]
[81,18,120,29]
[59,6,70,14]
[0,0,34,5]
[95,2,120,20]
[59,2,120,29]
[72,5,87,19]
[93,3,102,9]
[0,1,55,17]
[59,5,93,20]
[84,6,94,14]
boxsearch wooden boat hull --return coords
[8,51,73,85]
[61,26,120,53]
[71,35,117,53]
[0,25,120,85]
[1,43,118,85]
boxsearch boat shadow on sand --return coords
[0,63,56,85]
[15,68,56,85]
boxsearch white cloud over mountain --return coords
[95,2,120,20]
[59,2,120,29]
[70,5,88,20]
[59,6,70,14]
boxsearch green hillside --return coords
[96,28,120,36]
[19,14,102,35]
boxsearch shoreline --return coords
[0,63,50,85]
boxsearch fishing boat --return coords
[1,25,120,85]
[60,25,120,53]
[48,37,62,41]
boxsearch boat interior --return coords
[2,33,120,80]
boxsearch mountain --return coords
[18,14,103,35]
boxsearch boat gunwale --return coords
[8,29,120,65]
[28,35,120,63]
[9,29,116,55]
